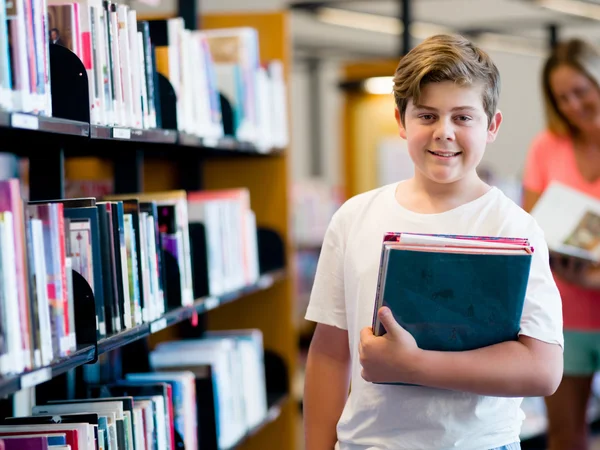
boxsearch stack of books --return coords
[372,232,533,355]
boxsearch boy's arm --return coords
[305,323,351,450]
[360,307,562,397]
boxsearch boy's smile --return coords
[397,80,502,187]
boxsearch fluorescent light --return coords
[315,6,545,57]
[363,76,394,95]
[473,33,545,57]
[316,7,453,38]
[317,7,401,34]
[537,0,600,20]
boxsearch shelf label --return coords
[257,275,274,290]
[150,317,167,334]
[112,128,131,139]
[204,297,219,311]
[204,137,218,148]
[21,368,51,389]
[11,113,39,130]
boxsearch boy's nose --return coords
[433,121,455,141]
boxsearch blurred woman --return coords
[523,38,600,450]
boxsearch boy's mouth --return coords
[427,150,462,158]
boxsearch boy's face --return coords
[397,81,502,186]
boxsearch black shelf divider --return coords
[29,148,65,200]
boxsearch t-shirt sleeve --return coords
[519,225,564,348]
[304,211,347,330]
[522,133,550,194]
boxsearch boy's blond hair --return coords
[542,38,600,136]
[393,34,500,126]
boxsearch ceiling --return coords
[288,0,600,58]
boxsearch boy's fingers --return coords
[378,307,403,337]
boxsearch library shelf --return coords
[209,268,287,311]
[151,268,288,334]
[90,125,178,144]
[179,132,285,156]
[0,110,89,137]
[0,109,285,156]
[97,323,150,356]
[0,345,96,398]
[94,268,286,356]
[226,393,289,450]
[0,269,286,398]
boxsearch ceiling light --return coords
[473,33,545,57]
[363,76,394,95]
[536,0,600,20]
[315,6,544,57]
[317,7,402,35]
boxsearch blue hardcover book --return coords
[372,233,533,354]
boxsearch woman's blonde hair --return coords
[393,34,500,126]
[543,39,600,136]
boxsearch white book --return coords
[108,5,124,125]
[150,340,244,450]
[30,218,54,366]
[33,402,117,450]
[268,60,289,149]
[136,31,149,129]
[117,4,133,128]
[146,215,163,317]
[138,211,153,322]
[0,424,92,450]
[205,329,268,430]
[127,9,142,129]
[531,181,600,262]
[0,212,24,374]
[92,5,110,125]
[168,18,184,130]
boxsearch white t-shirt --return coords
[305,182,563,450]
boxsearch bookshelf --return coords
[0,6,297,450]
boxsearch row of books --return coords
[0,329,269,450]
[0,180,261,375]
[1,0,289,150]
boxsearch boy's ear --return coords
[486,110,503,143]
[395,108,407,140]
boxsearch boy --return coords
[303,34,564,450]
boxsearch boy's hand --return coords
[359,307,422,384]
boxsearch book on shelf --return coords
[371,232,533,385]
[1,0,290,150]
[531,181,600,263]
[0,329,271,450]
[0,177,273,378]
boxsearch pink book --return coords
[0,179,32,370]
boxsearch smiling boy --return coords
[303,35,564,450]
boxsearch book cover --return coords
[372,233,532,353]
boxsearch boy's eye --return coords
[419,114,435,120]
[455,115,472,122]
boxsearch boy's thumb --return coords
[378,307,402,336]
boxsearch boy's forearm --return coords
[415,337,562,397]
[304,348,351,450]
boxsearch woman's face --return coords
[550,64,600,134]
